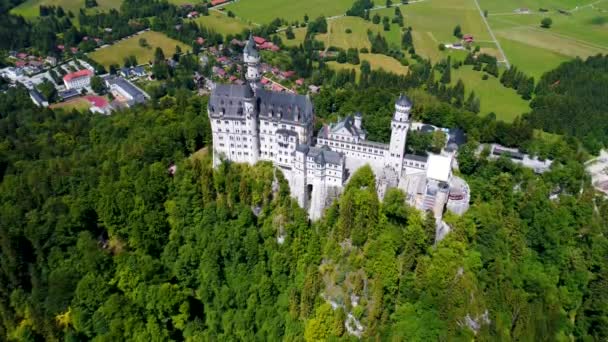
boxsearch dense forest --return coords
[0,84,607,341]
[526,55,608,153]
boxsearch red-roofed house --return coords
[271,83,284,92]
[70,47,79,54]
[463,34,474,43]
[211,0,228,6]
[57,45,65,51]
[253,36,266,45]
[280,70,295,80]
[196,37,205,45]
[15,61,26,68]
[229,75,237,82]
[295,78,304,86]
[17,53,27,59]
[216,56,230,64]
[261,78,270,85]
[63,69,93,89]
[86,96,112,115]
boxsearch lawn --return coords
[224,0,354,24]
[450,66,531,122]
[327,53,410,79]
[192,10,251,35]
[89,31,190,68]
[316,16,405,50]
[12,0,121,20]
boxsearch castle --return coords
[208,35,469,221]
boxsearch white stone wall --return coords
[259,119,308,160]
[210,118,257,165]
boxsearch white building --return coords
[105,76,149,107]
[208,35,468,221]
[63,69,93,89]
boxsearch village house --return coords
[63,69,93,89]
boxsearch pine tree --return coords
[440,57,451,84]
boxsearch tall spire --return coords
[244,33,259,58]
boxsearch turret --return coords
[244,34,261,90]
[354,112,362,129]
[394,93,411,122]
[386,93,412,174]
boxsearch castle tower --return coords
[386,94,412,174]
[244,34,261,91]
[243,82,260,164]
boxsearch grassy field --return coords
[450,66,531,121]
[50,97,92,112]
[192,11,251,35]
[481,0,608,75]
[327,53,410,79]
[379,0,493,62]
[315,16,405,50]
[224,0,353,24]
[280,27,308,47]
[12,0,121,20]
[89,31,190,68]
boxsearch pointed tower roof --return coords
[396,93,412,107]
[244,33,259,58]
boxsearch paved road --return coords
[472,0,510,68]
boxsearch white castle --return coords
[209,35,469,222]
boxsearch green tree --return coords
[90,75,105,94]
[541,17,553,28]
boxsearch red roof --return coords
[253,36,266,45]
[85,95,108,108]
[17,53,27,59]
[261,78,270,85]
[15,61,26,67]
[70,47,79,53]
[281,70,295,78]
[196,37,205,45]
[211,0,228,5]
[272,83,283,92]
[63,69,93,82]
[295,78,304,85]
[57,45,65,50]
[463,34,473,39]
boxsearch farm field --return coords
[11,0,122,20]
[497,38,569,79]
[192,11,251,35]
[224,0,353,24]
[450,66,531,122]
[89,31,189,68]
[327,53,410,79]
[380,0,493,62]
[482,0,608,75]
[316,16,405,50]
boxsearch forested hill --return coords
[0,87,607,341]
[526,54,608,153]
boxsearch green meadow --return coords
[451,66,531,122]
[89,31,189,68]
[224,0,353,24]
[193,10,251,35]
[12,0,122,20]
